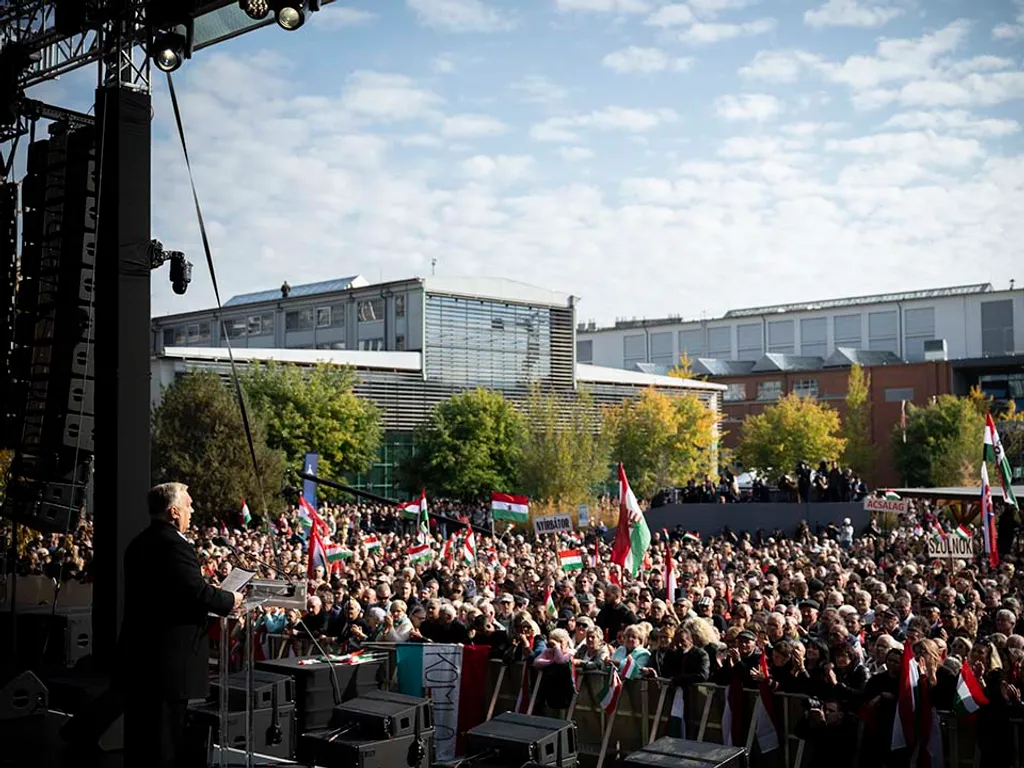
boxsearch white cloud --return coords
[681,18,776,44]
[406,0,514,32]
[602,47,693,73]
[714,93,784,121]
[992,1,1024,40]
[441,114,510,138]
[530,107,678,141]
[882,110,1020,138]
[717,136,805,159]
[461,155,535,184]
[688,0,758,19]
[342,71,443,121]
[780,121,844,137]
[400,133,444,147]
[554,0,650,12]
[826,131,983,167]
[511,75,569,103]
[804,0,904,29]
[896,72,1024,108]
[643,3,695,27]
[739,50,822,82]
[559,146,595,162]
[432,54,457,74]
[314,6,377,27]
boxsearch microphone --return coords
[212,536,289,579]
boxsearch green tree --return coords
[0,449,11,501]
[737,392,846,473]
[518,384,609,505]
[892,395,984,487]
[603,388,718,499]
[842,364,876,480]
[668,352,702,380]
[243,362,382,480]
[400,389,525,501]
[152,371,285,525]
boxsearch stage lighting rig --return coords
[239,0,271,20]
[148,239,193,295]
[270,0,322,31]
[150,28,190,72]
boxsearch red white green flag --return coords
[611,463,651,577]
[984,413,1019,509]
[559,549,583,572]
[954,661,989,714]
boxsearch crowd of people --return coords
[653,462,872,506]
[11,491,1023,768]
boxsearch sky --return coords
[24,0,1024,326]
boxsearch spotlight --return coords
[150,31,187,73]
[169,252,193,296]
[239,0,270,20]
[271,1,306,30]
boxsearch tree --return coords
[668,352,702,380]
[842,364,876,480]
[603,388,718,499]
[892,395,983,487]
[400,389,525,501]
[152,371,285,525]
[737,393,846,474]
[0,449,10,504]
[243,362,382,481]
[518,384,609,505]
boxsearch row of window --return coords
[723,380,916,403]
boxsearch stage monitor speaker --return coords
[466,713,577,767]
[298,728,434,768]
[332,689,431,739]
[210,669,295,712]
[624,737,747,768]
[185,701,296,763]
[0,671,48,720]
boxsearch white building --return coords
[577,283,1023,371]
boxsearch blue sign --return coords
[303,453,319,509]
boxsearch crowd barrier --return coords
[211,638,1024,767]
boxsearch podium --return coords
[212,579,307,768]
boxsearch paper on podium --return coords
[219,567,256,593]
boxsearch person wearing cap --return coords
[715,629,760,687]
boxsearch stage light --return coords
[150,31,188,72]
[239,0,271,20]
[272,1,306,30]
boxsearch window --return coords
[186,324,200,343]
[724,383,747,402]
[707,327,731,358]
[678,328,705,358]
[885,387,914,402]
[834,314,862,348]
[285,308,314,331]
[649,331,674,367]
[359,338,384,351]
[395,334,406,351]
[174,326,186,345]
[224,318,246,338]
[316,307,331,328]
[247,315,262,336]
[358,299,384,322]
[395,295,406,318]
[576,339,593,363]
[737,323,763,361]
[792,379,819,398]
[903,307,935,361]
[768,320,794,354]
[623,334,646,369]
[330,303,347,328]
[162,328,175,346]
[800,317,827,357]
[757,380,782,401]
[981,299,1015,356]
[868,310,898,354]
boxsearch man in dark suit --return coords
[117,482,243,767]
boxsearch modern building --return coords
[151,276,726,495]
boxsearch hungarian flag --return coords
[682,532,700,544]
[398,499,420,519]
[463,530,477,565]
[326,542,352,563]
[953,525,971,541]
[298,495,329,540]
[241,500,252,527]
[491,492,529,523]
[362,533,381,552]
[752,652,780,754]
[981,462,998,568]
[597,665,623,715]
[415,490,430,542]
[611,463,651,577]
[721,667,744,747]
[544,589,557,618]
[559,549,583,572]
[891,642,918,752]
[441,533,458,562]
[985,413,1019,509]
[307,527,328,578]
[664,541,677,602]
[953,662,989,714]
[407,542,432,562]
[883,489,901,500]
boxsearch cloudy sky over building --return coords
[28,0,1024,324]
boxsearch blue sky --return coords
[25,0,1024,324]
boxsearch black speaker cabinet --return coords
[185,701,296,762]
[298,728,434,768]
[210,669,295,711]
[466,713,577,767]
[0,671,48,720]
[624,737,747,768]
[332,690,431,739]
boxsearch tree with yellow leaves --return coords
[738,392,846,474]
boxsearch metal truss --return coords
[0,2,103,90]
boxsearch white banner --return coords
[863,496,908,514]
[577,504,590,527]
[534,513,573,536]
[422,644,462,762]
[927,535,975,560]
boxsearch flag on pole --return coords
[953,661,990,714]
[984,413,1019,509]
[398,499,420,519]
[611,463,652,577]
[544,589,557,618]
[682,532,700,544]
[883,490,901,500]
[559,549,584,572]
[597,665,623,716]
[491,492,530,523]
[326,542,352,563]
[665,541,677,602]
[407,542,432,563]
[241,500,252,527]
[722,668,744,747]
[416,489,430,543]
[307,527,328,578]
[441,534,458,562]
[953,525,971,541]
[891,642,918,752]
[931,519,947,539]
[462,530,477,565]
[900,400,907,443]
[362,533,381,552]
[981,462,998,568]
[298,495,329,540]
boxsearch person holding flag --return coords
[611,463,652,578]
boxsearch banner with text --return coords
[863,496,908,515]
[927,535,975,560]
[396,643,463,762]
[303,452,319,510]
[534,513,573,536]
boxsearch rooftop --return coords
[224,275,369,307]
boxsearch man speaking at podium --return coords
[117,482,243,767]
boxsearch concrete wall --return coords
[643,502,869,538]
